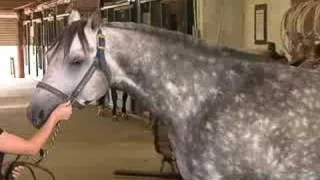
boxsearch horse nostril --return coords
[38,110,45,121]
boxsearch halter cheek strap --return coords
[96,29,111,82]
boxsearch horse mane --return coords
[47,20,90,59]
[105,21,267,63]
[105,21,198,45]
[47,20,266,64]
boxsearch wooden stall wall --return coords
[0,11,19,80]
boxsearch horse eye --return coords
[72,60,82,65]
[70,58,84,65]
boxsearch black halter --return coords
[36,29,108,108]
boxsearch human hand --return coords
[49,101,72,123]
[11,166,24,179]
[1,162,24,180]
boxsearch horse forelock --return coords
[47,20,90,62]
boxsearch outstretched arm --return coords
[0,101,72,156]
[0,117,57,156]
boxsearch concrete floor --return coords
[0,79,176,180]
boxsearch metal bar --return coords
[114,4,134,11]
[100,1,131,11]
[43,16,55,21]
[56,13,70,20]
[24,13,67,23]
[31,18,42,23]
[140,0,158,4]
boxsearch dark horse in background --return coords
[97,87,128,120]
[27,10,320,180]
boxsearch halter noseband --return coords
[36,29,108,108]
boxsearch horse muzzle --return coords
[26,103,51,129]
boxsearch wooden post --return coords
[16,9,25,78]
[136,0,141,23]
[150,0,161,27]
[184,0,194,35]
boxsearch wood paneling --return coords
[74,0,100,12]
[0,18,18,45]
[0,0,34,10]
[291,0,308,6]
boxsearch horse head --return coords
[27,10,109,128]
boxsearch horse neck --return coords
[101,26,196,124]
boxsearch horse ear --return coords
[68,10,81,24]
[86,10,102,31]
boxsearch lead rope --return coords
[7,94,77,180]
[40,122,63,161]
[3,122,63,180]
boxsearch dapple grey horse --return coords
[27,10,320,180]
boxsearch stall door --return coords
[115,7,132,22]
